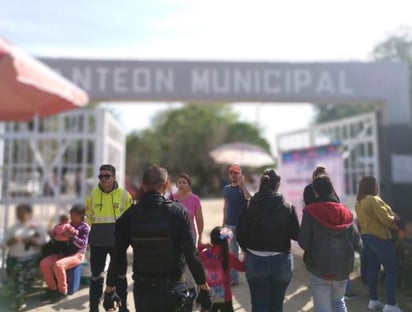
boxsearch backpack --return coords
[202,249,226,303]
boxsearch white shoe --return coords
[368,300,384,310]
[383,304,402,312]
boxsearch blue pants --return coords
[224,225,239,283]
[245,252,293,312]
[361,234,398,305]
[309,273,347,312]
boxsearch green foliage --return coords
[372,26,412,118]
[314,26,412,124]
[226,122,271,152]
[314,103,375,123]
[372,26,412,64]
[126,129,161,174]
[126,103,270,195]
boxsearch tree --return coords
[126,103,270,195]
[314,103,375,123]
[126,129,161,175]
[313,27,412,123]
[372,26,412,63]
[373,26,412,105]
[226,121,271,152]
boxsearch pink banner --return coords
[279,144,344,217]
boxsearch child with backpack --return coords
[198,226,245,312]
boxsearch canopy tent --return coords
[210,142,275,168]
[0,37,88,120]
[0,37,89,268]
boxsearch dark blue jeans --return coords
[245,252,293,312]
[361,234,398,305]
[133,282,188,312]
[89,246,128,307]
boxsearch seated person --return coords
[40,204,90,301]
[4,204,48,311]
[46,213,79,255]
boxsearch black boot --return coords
[182,287,196,312]
[117,276,129,312]
[42,289,58,302]
[89,276,104,312]
[15,297,27,312]
[89,301,99,312]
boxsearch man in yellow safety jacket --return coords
[85,164,133,312]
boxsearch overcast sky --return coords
[1,0,411,153]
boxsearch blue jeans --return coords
[360,246,369,283]
[224,224,239,283]
[309,273,347,312]
[344,279,352,295]
[245,252,293,312]
[361,234,398,305]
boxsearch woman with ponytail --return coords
[237,169,300,312]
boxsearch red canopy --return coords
[0,38,88,121]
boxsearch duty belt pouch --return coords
[161,283,190,312]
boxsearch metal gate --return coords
[0,109,125,267]
[277,112,379,202]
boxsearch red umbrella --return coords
[0,38,88,121]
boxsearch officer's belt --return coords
[133,274,184,286]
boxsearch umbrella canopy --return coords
[0,38,88,121]
[210,142,275,168]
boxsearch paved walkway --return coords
[1,198,411,311]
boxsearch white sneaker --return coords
[383,304,402,312]
[368,300,384,310]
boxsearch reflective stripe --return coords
[118,190,128,215]
[87,188,129,224]
[92,216,118,223]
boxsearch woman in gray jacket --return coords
[299,175,356,312]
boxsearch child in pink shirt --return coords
[198,226,245,312]
[52,214,79,241]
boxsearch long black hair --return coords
[312,175,340,201]
[210,226,229,271]
[259,169,281,192]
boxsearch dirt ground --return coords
[203,199,412,312]
[1,198,411,311]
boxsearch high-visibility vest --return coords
[85,186,132,225]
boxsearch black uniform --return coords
[106,191,206,312]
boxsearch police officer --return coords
[85,164,134,312]
[103,165,211,312]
